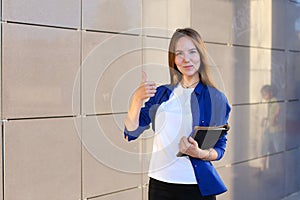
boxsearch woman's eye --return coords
[190,50,197,54]
[175,52,183,56]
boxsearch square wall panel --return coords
[167,0,191,31]
[226,103,286,165]
[83,0,142,34]
[232,0,286,49]
[82,115,143,198]
[219,105,253,165]
[82,31,142,115]
[241,47,286,103]
[3,0,81,28]
[4,118,81,200]
[230,46,285,105]
[2,23,81,119]
[205,44,286,105]
[143,0,191,38]
[205,44,234,102]
[142,0,168,37]
[191,0,233,44]
[142,36,170,85]
[218,153,285,200]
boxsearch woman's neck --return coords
[181,76,200,88]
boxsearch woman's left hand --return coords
[178,136,208,159]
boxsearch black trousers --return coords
[149,178,216,200]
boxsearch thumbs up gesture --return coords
[133,71,157,102]
[124,71,158,134]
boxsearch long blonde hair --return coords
[168,28,216,88]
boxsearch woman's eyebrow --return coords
[175,48,197,52]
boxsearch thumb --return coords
[141,71,147,83]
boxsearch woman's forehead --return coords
[175,36,196,50]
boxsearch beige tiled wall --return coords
[3,0,81,28]
[1,0,300,200]
[4,118,81,200]
[82,0,142,34]
[82,31,142,115]
[82,115,143,198]
[2,23,81,118]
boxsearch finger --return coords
[145,92,156,98]
[180,136,187,145]
[140,89,156,99]
[144,85,157,97]
[188,137,198,147]
[142,71,147,83]
[144,83,156,90]
[183,136,191,146]
[146,87,157,93]
[144,81,157,88]
[180,137,190,151]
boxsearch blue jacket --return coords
[124,82,231,196]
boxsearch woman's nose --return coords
[183,53,190,62]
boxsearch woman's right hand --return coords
[132,71,157,102]
[125,71,157,133]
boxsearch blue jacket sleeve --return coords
[124,85,172,141]
[211,91,231,160]
[124,96,155,141]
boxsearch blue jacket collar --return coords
[194,81,206,95]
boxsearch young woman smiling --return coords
[124,28,231,200]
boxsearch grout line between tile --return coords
[5,115,77,121]
[80,0,84,198]
[3,20,78,31]
[232,98,299,107]
[86,186,139,200]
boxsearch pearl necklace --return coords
[181,80,199,88]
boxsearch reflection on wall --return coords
[248,0,272,167]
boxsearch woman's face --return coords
[174,36,201,79]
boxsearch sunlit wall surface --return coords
[0,0,299,200]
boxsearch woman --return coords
[124,28,231,200]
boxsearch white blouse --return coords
[148,84,197,184]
